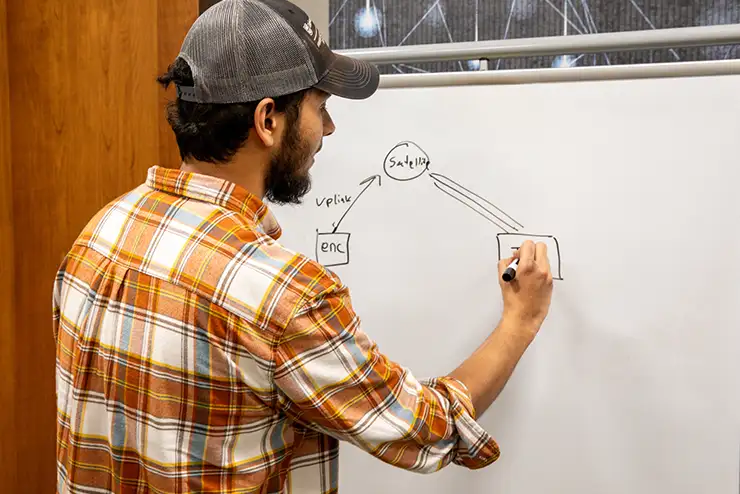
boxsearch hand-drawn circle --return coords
[383,141,430,181]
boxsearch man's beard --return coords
[263,123,313,205]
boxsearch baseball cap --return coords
[174,0,380,104]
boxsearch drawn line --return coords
[552,236,563,280]
[429,172,523,230]
[433,182,508,233]
[430,175,518,231]
[332,175,381,233]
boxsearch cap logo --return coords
[302,19,325,47]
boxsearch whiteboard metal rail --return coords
[377,59,740,88]
[337,24,740,64]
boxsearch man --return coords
[52,0,554,492]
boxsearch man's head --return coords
[158,0,379,205]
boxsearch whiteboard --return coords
[271,74,740,494]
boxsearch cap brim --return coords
[314,54,380,100]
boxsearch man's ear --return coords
[253,98,280,148]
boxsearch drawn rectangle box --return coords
[315,232,350,267]
[497,233,563,280]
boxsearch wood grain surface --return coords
[0,0,18,485]
[3,0,198,490]
[159,0,199,168]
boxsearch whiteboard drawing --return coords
[429,172,524,233]
[315,175,381,267]
[383,141,430,181]
[497,233,563,280]
[314,140,563,278]
[315,231,351,267]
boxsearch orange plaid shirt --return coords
[53,166,500,493]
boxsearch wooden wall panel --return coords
[158,0,199,168]
[4,0,197,490]
[7,1,159,490]
[0,0,17,485]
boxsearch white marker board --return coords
[272,74,740,494]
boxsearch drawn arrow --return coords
[331,175,382,233]
[429,172,523,233]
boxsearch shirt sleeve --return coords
[272,281,500,473]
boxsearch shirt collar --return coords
[145,166,282,240]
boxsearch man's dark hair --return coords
[157,58,308,164]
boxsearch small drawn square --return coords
[497,233,563,280]
[315,232,350,267]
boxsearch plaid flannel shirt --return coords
[53,166,500,493]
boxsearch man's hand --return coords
[448,240,555,418]
[498,240,554,335]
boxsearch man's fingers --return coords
[502,241,553,278]
[534,241,546,261]
[518,240,535,265]
[498,257,511,276]
[535,242,550,269]
[498,252,517,274]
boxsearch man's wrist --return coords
[498,312,541,342]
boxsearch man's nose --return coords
[323,113,336,136]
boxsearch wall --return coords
[293,0,329,40]
[0,0,17,486]
[200,0,329,39]
[160,1,200,167]
[1,0,198,490]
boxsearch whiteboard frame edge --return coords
[338,24,740,64]
[377,59,740,88]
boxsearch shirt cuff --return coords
[427,376,501,469]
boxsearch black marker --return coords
[502,259,519,282]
